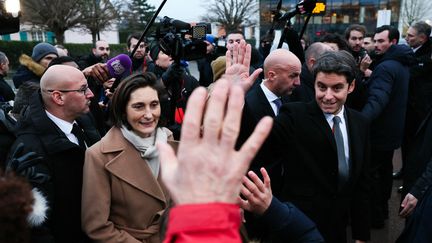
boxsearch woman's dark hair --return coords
[109,72,166,129]
[313,50,358,85]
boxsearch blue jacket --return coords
[258,197,324,242]
[361,44,414,150]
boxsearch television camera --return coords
[155,16,210,62]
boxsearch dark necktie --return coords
[273,98,282,115]
[71,123,86,149]
[333,116,349,188]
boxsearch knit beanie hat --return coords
[211,56,226,82]
[205,34,215,45]
[31,43,58,62]
[149,41,161,61]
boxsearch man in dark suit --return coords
[238,49,301,193]
[399,21,432,182]
[254,51,371,243]
[238,49,302,241]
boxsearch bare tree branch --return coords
[401,0,432,27]
[201,0,258,33]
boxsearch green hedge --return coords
[0,41,127,69]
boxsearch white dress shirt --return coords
[260,81,280,116]
[45,110,80,146]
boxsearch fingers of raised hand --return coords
[180,87,208,146]
[157,142,180,201]
[247,170,266,192]
[237,117,273,172]
[259,167,271,189]
[202,79,230,144]
[220,85,244,150]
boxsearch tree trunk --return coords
[55,30,65,44]
[91,31,97,44]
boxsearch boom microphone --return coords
[279,0,317,21]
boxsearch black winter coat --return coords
[361,44,415,150]
[6,92,100,243]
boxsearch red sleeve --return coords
[163,203,242,243]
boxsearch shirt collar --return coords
[412,44,422,53]
[45,110,75,135]
[260,80,279,102]
[324,106,345,126]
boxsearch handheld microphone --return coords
[279,0,317,21]
[106,54,132,80]
[103,54,132,104]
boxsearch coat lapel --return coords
[246,84,276,119]
[307,101,337,151]
[101,128,166,203]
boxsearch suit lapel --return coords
[345,109,362,182]
[102,128,166,203]
[307,101,337,151]
[247,85,276,119]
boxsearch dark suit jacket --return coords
[238,84,287,196]
[258,101,371,243]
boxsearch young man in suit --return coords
[253,50,371,243]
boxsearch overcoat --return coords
[82,127,172,243]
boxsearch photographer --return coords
[149,42,199,139]
[196,34,219,87]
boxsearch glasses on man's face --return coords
[46,85,91,95]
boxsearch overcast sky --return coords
[146,0,208,22]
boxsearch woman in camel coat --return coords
[82,72,172,243]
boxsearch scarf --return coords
[120,126,169,178]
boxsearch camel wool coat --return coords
[82,127,172,243]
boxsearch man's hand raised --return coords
[224,39,262,93]
[157,78,272,205]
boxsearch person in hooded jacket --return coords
[13,43,58,89]
[360,25,415,228]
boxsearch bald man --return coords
[237,49,301,198]
[290,42,333,102]
[7,65,101,243]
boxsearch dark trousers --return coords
[370,149,394,225]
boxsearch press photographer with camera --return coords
[148,41,198,140]
[196,34,219,87]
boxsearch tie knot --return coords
[333,116,341,124]
[72,123,81,133]
[273,98,282,109]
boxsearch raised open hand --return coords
[224,39,262,92]
[158,78,272,205]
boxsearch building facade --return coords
[260,0,402,41]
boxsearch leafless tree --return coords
[20,0,83,44]
[401,0,432,27]
[201,0,258,33]
[77,0,120,44]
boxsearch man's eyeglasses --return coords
[46,86,90,95]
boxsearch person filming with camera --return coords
[148,41,199,140]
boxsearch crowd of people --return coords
[1,20,432,243]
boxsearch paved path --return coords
[348,149,405,243]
